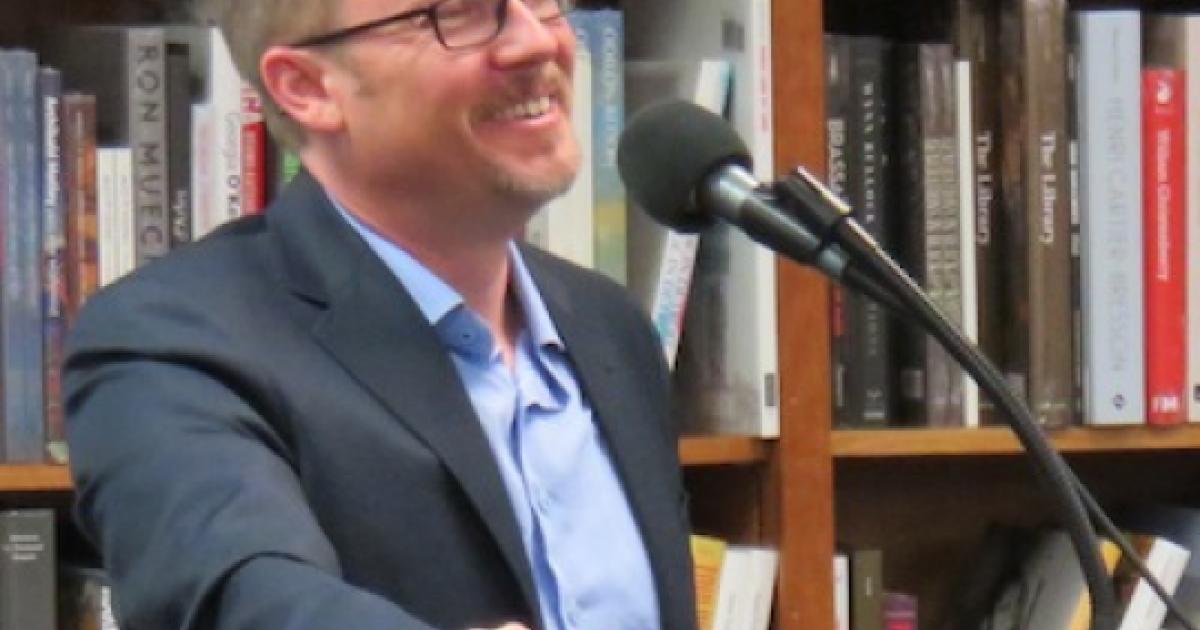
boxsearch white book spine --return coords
[116,148,136,281]
[737,0,779,436]
[747,548,779,630]
[96,148,116,287]
[833,553,850,630]
[1077,10,1145,425]
[1186,16,1200,422]
[209,27,244,232]
[190,103,216,239]
[956,59,981,427]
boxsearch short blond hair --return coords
[194,0,338,151]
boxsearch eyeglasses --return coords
[290,0,573,50]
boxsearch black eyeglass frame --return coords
[289,0,568,50]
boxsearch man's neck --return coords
[305,154,534,360]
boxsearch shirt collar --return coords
[328,194,564,354]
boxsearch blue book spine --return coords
[5,50,46,463]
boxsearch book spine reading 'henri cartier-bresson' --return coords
[1076,10,1144,426]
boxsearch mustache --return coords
[483,64,573,112]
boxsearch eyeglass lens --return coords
[436,0,569,48]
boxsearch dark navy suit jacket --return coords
[64,171,696,630]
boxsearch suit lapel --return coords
[269,175,541,621]
[525,251,689,628]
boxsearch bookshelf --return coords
[0,439,769,495]
[0,466,73,492]
[28,0,1200,629]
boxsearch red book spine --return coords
[241,88,266,215]
[1143,68,1188,425]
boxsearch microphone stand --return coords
[772,168,1121,630]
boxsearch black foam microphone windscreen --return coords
[616,99,752,233]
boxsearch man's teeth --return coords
[496,96,553,121]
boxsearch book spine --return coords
[1077,10,1144,426]
[165,41,192,248]
[1142,67,1188,426]
[1001,0,1074,428]
[825,34,858,426]
[95,148,114,286]
[955,59,980,427]
[240,86,265,215]
[923,44,964,428]
[583,9,626,285]
[4,51,45,462]
[1186,17,1200,423]
[0,510,56,630]
[127,27,169,267]
[850,548,884,630]
[0,52,19,461]
[1066,16,1083,427]
[851,35,894,425]
[958,0,1007,425]
[894,43,928,426]
[834,553,850,630]
[62,94,98,323]
[650,231,699,368]
[210,27,244,230]
[39,67,67,463]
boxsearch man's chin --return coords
[491,165,578,208]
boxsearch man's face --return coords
[330,0,581,216]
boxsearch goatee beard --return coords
[490,163,578,210]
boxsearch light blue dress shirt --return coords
[333,202,661,630]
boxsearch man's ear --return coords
[260,46,346,134]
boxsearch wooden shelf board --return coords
[0,465,72,492]
[679,435,770,466]
[833,425,1200,458]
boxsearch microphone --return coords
[617,99,848,277]
[617,99,901,314]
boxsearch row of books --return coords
[0,508,116,630]
[825,7,1200,430]
[690,534,779,630]
[0,25,297,463]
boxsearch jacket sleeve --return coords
[63,283,439,630]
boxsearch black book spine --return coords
[166,41,192,249]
